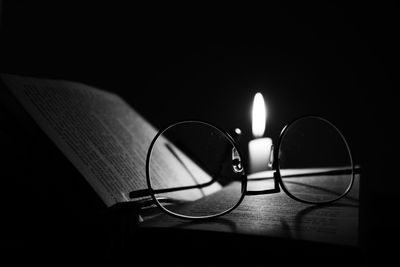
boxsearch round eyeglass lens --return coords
[147,121,246,219]
[277,116,354,204]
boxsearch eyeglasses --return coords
[129,115,359,220]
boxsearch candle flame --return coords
[252,92,267,138]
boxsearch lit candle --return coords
[248,92,273,174]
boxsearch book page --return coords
[0,73,220,207]
[141,173,360,246]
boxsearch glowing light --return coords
[252,92,267,138]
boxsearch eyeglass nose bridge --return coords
[244,144,280,196]
[245,171,281,196]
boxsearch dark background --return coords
[0,1,398,265]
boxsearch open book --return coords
[0,73,359,247]
[0,73,220,208]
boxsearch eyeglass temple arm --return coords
[285,165,361,178]
[249,165,361,181]
[129,179,215,199]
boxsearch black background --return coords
[0,1,398,265]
